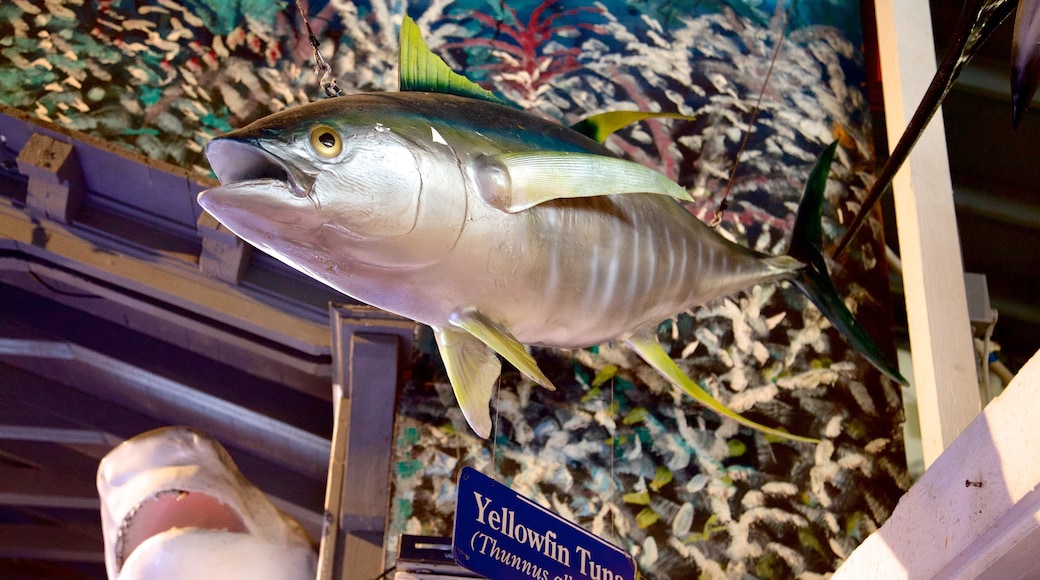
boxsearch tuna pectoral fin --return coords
[482,152,693,213]
[626,332,818,443]
[434,326,501,439]
[449,309,556,392]
[789,142,907,385]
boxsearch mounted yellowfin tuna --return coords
[198,17,903,443]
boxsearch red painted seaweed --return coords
[450,0,605,105]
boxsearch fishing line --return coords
[294,0,343,98]
[492,377,502,477]
[609,375,617,542]
[712,0,798,229]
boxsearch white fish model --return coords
[198,18,903,443]
[97,426,317,580]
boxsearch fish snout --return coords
[205,138,311,198]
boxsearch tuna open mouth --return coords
[205,138,310,198]
[115,489,248,571]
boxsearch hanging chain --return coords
[295,0,343,98]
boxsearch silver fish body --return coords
[200,91,811,440]
[202,93,794,348]
[200,90,899,442]
[200,15,907,443]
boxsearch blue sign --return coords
[453,467,637,580]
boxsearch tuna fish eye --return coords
[309,125,342,158]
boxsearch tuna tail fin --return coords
[788,142,907,384]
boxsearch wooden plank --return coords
[834,350,1040,578]
[0,425,120,447]
[874,0,980,467]
[0,103,211,230]
[0,204,333,359]
[0,328,332,481]
[0,465,99,510]
[0,524,104,563]
[0,270,332,400]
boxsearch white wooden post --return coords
[874,0,980,467]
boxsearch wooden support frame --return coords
[318,304,415,580]
[834,351,1040,578]
[874,0,981,467]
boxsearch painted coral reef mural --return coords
[0,0,907,577]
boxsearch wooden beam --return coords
[0,327,332,481]
[0,524,104,563]
[0,425,122,447]
[0,199,332,360]
[0,269,332,401]
[0,465,99,510]
[874,0,980,466]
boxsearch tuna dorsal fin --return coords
[477,151,693,213]
[399,16,512,106]
[571,111,698,143]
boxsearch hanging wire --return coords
[295,0,343,98]
[711,0,798,228]
[492,378,502,477]
[609,376,616,541]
